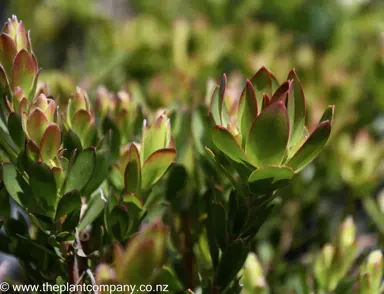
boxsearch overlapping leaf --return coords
[246,101,289,167]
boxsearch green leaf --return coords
[28,68,40,101]
[250,67,279,110]
[32,95,53,115]
[209,85,221,125]
[287,127,309,159]
[166,164,188,209]
[29,161,57,217]
[61,209,81,233]
[122,193,143,232]
[0,187,10,218]
[15,22,28,51]
[77,189,105,232]
[72,109,93,146]
[55,190,81,221]
[261,93,270,111]
[233,202,248,237]
[63,128,82,155]
[124,144,141,194]
[141,148,176,191]
[170,110,190,159]
[0,33,17,78]
[246,101,289,167]
[26,108,48,145]
[123,193,143,209]
[241,204,275,239]
[12,49,36,95]
[319,105,335,125]
[208,74,230,127]
[215,239,248,290]
[218,74,229,126]
[288,121,331,172]
[105,190,119,217]
[213,202,228,251]
[109,164,124,191]
[107,205,130,241]
[117,238,157,285]
[270,80,292,103]
[142,114,170,162]
[7,112,25,149]
[2,163,30,208]
[238,80,258,146]
[0,65,11,98]
[212,125,253,166]
[82,149,109,197]
[102,118,121,161]
[40,123,61,162]
[288,69,306,148]
[64,147,96,193]
[192,105,211,154]
[67,90,88,123]
[248,165,295,194]
[26,139,40,161]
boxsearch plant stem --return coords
[182,213,195,290]
[211,282,219,294]
[362,196,384,236]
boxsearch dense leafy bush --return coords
[0,1,384,293]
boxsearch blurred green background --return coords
[1,0,384,290]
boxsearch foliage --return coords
[0,0,384,293]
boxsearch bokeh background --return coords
[1,0,384,290]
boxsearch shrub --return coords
[0,15,382,294]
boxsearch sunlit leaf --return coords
[246,101,289,167]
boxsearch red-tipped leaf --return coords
[15,22,28,51]
[270,80,293,104]
[40,123,61,162]
[238,80,258,146]
[319,105,335,125]
[288,120,331,172]
[250,66,279,109]
[212,125,254,166]
[218,73,229,126]
[0,33,17,77]
[209,85,221,125]
[261,93,270,110]
[27,108,49,145]
[124,143,142,194]
[287,69,306,147]
[12,49,36,95]
[72,109,93,144]
[141,148,176,190]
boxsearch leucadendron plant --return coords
[0,16,174,289]
[207,67,334,196]
[188,67,335,293]
[3,14,381,294]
